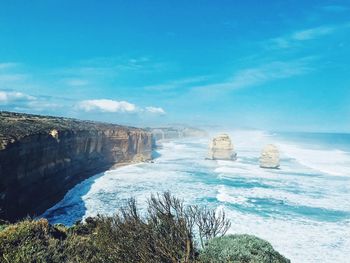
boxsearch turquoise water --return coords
[42,130,350,263]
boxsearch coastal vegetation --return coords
[0,192,289,263]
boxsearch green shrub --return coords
[0,218,61,262]
[0,219,9,231]
[199,234,290,263]
[90,192,230,262]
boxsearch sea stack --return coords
[207,134,237,160]
[260,144,280,169]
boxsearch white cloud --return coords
[145,106,166,114]
[292,26,335,41]
[77,99,137,113]
[77,99,166,115]
[0,91,36,103]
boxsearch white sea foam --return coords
[223,207,350,263]
[216,185,350,212]
[81,164,216,219]
[277,142,350,176]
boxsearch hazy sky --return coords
[0,0,349,131]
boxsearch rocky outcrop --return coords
[0,111,152,221]
[207,134,237,160]
[260,144,280,169]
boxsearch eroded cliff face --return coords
[0,112,152,221]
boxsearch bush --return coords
[0,192,231,263]
[90,192,231,262]
[0,218,64,262]
[199,234,290,263]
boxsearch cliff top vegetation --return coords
[0,111,145,150]
[0,192,290,263]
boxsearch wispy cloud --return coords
[0,73,28,82]
[268,23,349,49]
[0,91,36,103]
[320,5,349,13]
[0,62,31,90]
[144,76,210,91]
[0,62,19,70]
[59,56,166,79]
[145,106,166,114]
[191,58,313,95]
[0,89,65,113]
[229,60,310,87]
[291,26,336,41]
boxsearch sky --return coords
[0,0,349,132]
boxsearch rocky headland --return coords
[0,111,152,221]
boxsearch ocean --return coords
[42,130,350,263]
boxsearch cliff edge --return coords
[0,111,152,221]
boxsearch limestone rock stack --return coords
[207,134,237,160]
[260,144,280,168]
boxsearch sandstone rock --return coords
[260,144,280,169]
[207,134,237,160]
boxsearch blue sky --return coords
[0,0,349,131]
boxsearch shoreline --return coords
[40,158,153,225]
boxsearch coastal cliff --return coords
[0,111,152,221]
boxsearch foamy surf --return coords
[277,142,350,176]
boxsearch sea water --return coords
[42,130,350,263]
